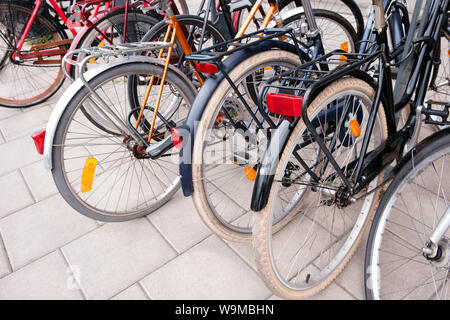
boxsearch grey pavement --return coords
[0,0,434,300]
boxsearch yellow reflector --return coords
[89,41,105,64]
[244,166,257,181]
[264,66,273,70]
[349,120,361,138]
[340,41,349,63]
[81,157,98,193]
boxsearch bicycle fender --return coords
[250,120,291,212]
[179,40,305,197]
[44,56,196,170]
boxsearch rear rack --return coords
[62,41,171,82]
[255,49,379,125]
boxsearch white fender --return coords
[43,56,192,170]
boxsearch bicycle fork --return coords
[422,206,450,266]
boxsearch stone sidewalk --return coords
[0,0,409,300]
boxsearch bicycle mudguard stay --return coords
[43,56,196,170]
[250,67,396,212]
[179,40,307,197]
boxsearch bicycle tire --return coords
[252,77,389,299]
[51,60,196,222]
[365,128,450,300]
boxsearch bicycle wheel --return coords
[0,3,68,107]
[252,77,389,299]
[51,61,196,222]
[365,129,450,300]
[191,49,303,242]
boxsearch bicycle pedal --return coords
[423,100,450,126]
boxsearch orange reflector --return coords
[340,41,349,63]
[448,49,450,57]
[81,157,97,193]
[195,63,219,74]
[31,129,46,155]
[349,120,361,138]
[244,166,257,181]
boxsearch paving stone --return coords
[0,107,22,122]
[334,231,370,300]
[21,160,58,202]
[147,190,211,253]
[0,170,34,218]
[112,283,149,300]
[141,236,271,300]
[0,235,11,278]
[62,219,177,300]
[0,251,84,299]
[0,194,98,270]
[0,106,52,141]
[0,136,42,176]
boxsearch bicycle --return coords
[364,126,449,300]
[33,41,197,221]
[179,0,359,243]
[32,0,358,222]
[0,0,188,107]
[249,0,448,299]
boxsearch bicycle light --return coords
[266,93,303,117]
[31,130,46,155]
[171,127,182,149]
[195,63,219,74]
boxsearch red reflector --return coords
[266,93,303,117]
[195,63,219,74]
[31,129,46,155]
[171,127,182,150]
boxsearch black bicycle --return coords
[248,0,448,299]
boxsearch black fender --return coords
[250,120,292,211]
[179,39,307,197]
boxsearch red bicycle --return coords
[0,0,188,107]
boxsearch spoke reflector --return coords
[81,157,98,193]
[349,119,361,138]
[340,41,349,63]
[244,166,257,181]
